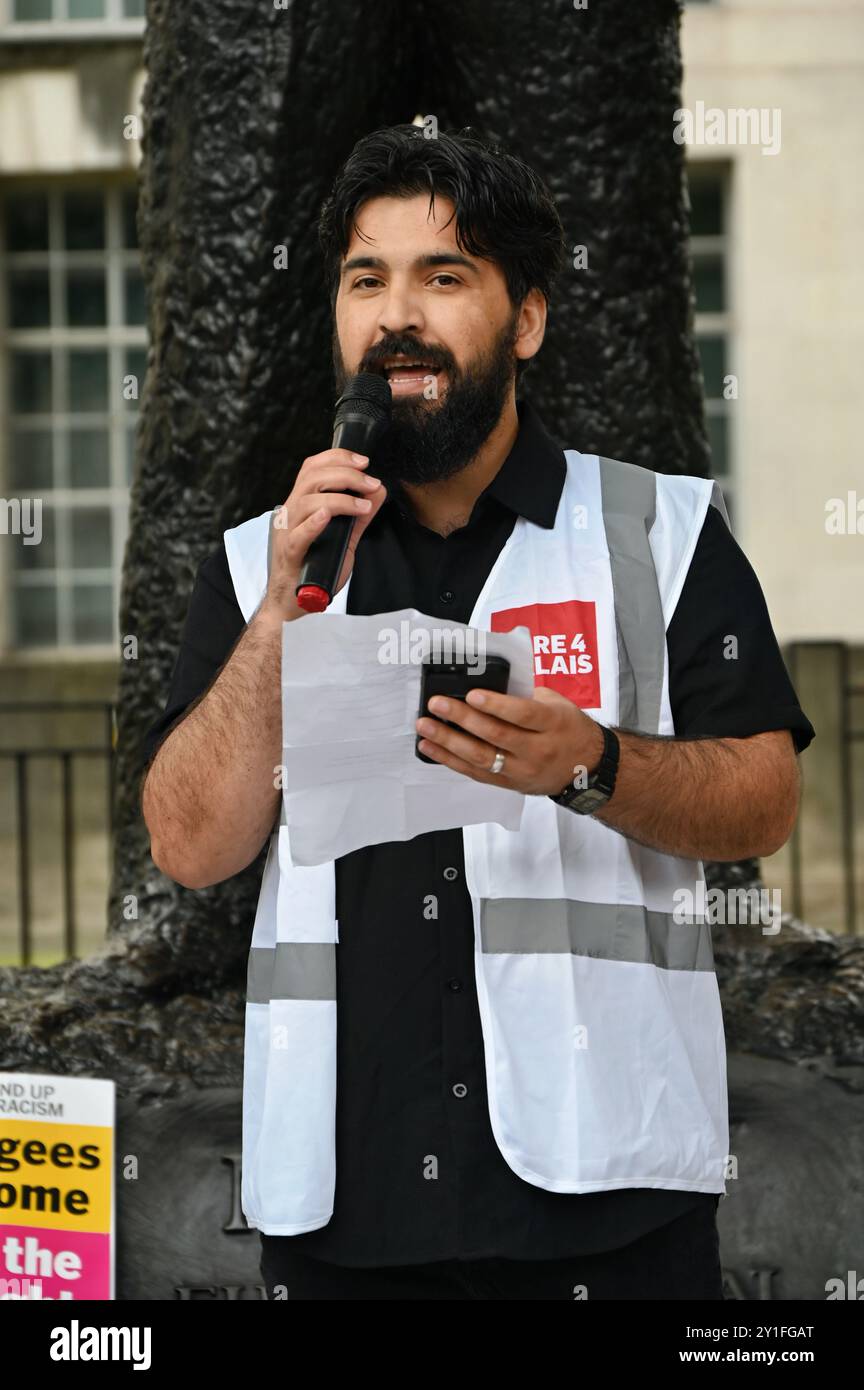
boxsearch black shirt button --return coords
[452,1083,468,1098]
[447,978,462,992]
[440,590,455,604]
[443,866,459,881]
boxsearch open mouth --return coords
[382,362,439,382]
[378,362,444,397]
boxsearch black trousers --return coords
[259,1196,724,1301]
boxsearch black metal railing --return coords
[0,702,116,966]
[787,641,862,936]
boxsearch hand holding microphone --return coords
[260,373,392,624]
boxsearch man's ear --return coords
[514,288,547,371]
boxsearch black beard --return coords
[332,315,519,489]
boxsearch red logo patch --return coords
[491,600,601,708]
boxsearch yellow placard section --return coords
[0,1119,112,1233]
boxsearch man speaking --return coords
[141,125,814,1301]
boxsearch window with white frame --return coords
[687,164,734,526]
[0,180,147,650]
[2,0,144,22]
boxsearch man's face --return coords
[332,193,532,486]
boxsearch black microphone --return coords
[295,373,392,612]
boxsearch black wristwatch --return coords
[548,723,620,814]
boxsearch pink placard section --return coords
[0,1226,110,1300]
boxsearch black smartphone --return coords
[415,655,511,763]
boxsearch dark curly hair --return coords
[318,123,567,382]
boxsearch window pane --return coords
[688,177,723,237]
[124,346,147,408]
[10,429,53,490]
[64,191,105,251]
[69,0,106,19]
[692,254,725,314]
[707,412,729,477]
[4,191,50,251]
[70,507,112,568]
[123,266,146,325]
[122,187,139,248]
[69,429,110,487]
[8,269,51,328]
[72,585,114,644]
[11,352,52,413]
[123,0,146,18]
[66,269,107,327]
[697,336,726,398]
[13,0,53,19]
[126,425,137,483]
[14,586,57,649]
[12,504,54,570]
[68,351,109,412]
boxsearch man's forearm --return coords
[591,727,799,862]
[142,603,286,887]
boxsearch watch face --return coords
[553,726,617,813]
[557,785,608,813]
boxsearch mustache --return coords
[361,341,454,374]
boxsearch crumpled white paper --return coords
[279,608,535,865]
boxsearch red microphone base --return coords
[296,584,330,612]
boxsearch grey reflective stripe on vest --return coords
[247,942,336,1002]
[598,456,664,736]
[480,899,714,971]
[256,509,333,1005]
[270,515,289,831]
[709,478,731,529]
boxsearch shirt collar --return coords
[482,396,566,529]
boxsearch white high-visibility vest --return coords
[224,450,731,1235]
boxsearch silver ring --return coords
[489,749,506,774]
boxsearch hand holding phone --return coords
[415,656,511,763]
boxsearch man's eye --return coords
[352,275,459,289]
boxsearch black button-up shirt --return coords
[143,397,814,1267]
